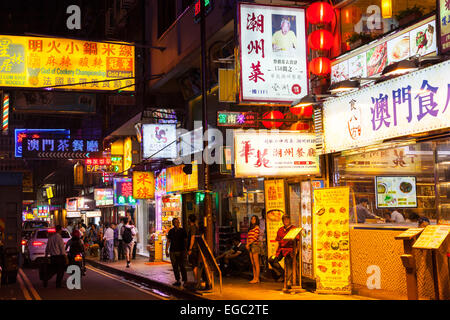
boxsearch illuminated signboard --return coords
[37,205,49,218]
[438,0,450,54]
[132,171,155,199]
[22,137,100,159]
[194,0,213,24]
[155,169,167,195]
[94,188,114,207]
[15,128,70,157]
[323,60,450,153]
[46,187,53,199]
[123,137,132,173]
[0,35,135,91]
[66,198,78,211]
[238,3,308,103]
[142,124,177,159]
[217,111,258,127]
[85,158,120,173]
[113,178,136,206]
[234,130,320,177]
[166,162,199,193]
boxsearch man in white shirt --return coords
[103,223,115,262]
[391,210,406,223]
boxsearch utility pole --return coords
[200,0,213,250]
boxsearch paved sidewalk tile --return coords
[86,255,375,300]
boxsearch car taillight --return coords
[74,255,82,262]
[21,240,27,245]
[48,228,56,233]
[32,241,45,247]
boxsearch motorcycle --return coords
[69,252,86,276]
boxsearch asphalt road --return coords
[0,264,171,300]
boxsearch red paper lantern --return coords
[290,121,311,131]
[290,105,313,117]
[308,29,334,51]
[309,57,331,76]
[306,2,334,25]
[262,111,284,129]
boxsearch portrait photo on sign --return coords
[272,14,298,55]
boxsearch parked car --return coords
[24,228,71,264]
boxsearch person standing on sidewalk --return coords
[103,223,115,262]
[132,224,138,260]
[112,223,119,262]
[45,225,68,288]
[246,215,261,284]
[166,218,187,287]
[117,218,125,260]
[187,214,201,288]
[122,219,136,268]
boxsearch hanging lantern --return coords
[290,121,311,131]
[74,162,84,186]
[309,57,331,76]
[290,105,313,118]
[262,111,284,129]
[308,29,334,50]
[381,0,392,18]
[306,2,334,25]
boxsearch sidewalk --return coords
[86,255,375,300]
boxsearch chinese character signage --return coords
[234,131,320,177]
[331,16,437,83]
[239,3,308,103]
[85,158,119,173]
[0,35,134,91]
[66,198,78,211]
[194,0,213,24]
[94,188,114,207]
[438,0,450,54]
[15,128,70,157]
[142,124,177,159]
[132,171,155,199]
[113,178,136,206]
[166,163,198,193]
[22,137,100,159]
[264,179,286,260]
[37,206,49,218]
[323,60,450,153]
[155,169,167,195]
[313,187,351,294]
[217,111,258,127]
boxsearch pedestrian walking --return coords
[66,221,74,235]
[132,225,138,260]
[246,215,261,284]
[44,225,68,288]
[117,218,125,260]
[112,223,119,261]
[187,214,201,288]
[103,223,114,262]
[122,219,136,268]
[166,218,187,286]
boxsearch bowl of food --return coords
[267,209,284,222]
[399,181,413,194]
[377,183,387,194]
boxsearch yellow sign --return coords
[133,171,155,199]
[123,137,132,174]
[264,179,286,260]
[166,163,198,193]
[413,225,450,250]
[0,35,134,90]
[395,228,424,240]
[46,187,54,199]
[313,187,351,294]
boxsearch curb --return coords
[86,258,208,300]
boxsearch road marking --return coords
[17,271,32,300]
[18,268,41,300]
[86,265,170,300]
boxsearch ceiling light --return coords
[382,59,418,77]
[328,80,360,94]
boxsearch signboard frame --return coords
[375,176,418,209]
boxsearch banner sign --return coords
[313,187,351,294]
[331,16,436,83]
[142,124,177,159]
[264,179,286,260]
[14,91,95,113]
[15,128,70,157]
[113,178,136,206]
[166,163,198,193]
[234,130,320,177]
[155,169,167,195]
[132,171,155,199]
[22,137,100,159]
[438,0,450,54]
[94,188,114,207]
[0,35,135,91]
[217,111,258,127]
[323,60,450,153]
[238,3,308,103]
[66,198,78,211]
[85,158,120,173]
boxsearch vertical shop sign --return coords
[113,177,136,206]
[123,137,132,174]
[264,179,286,260]
[438,0,450,54]
[300,181,313,278]
[239,3,308,103]
[132,171,155,199]
[313,187,351,294]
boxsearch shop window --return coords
[333,141,437,225]
[339,0,436,54]
[436,140,450,224]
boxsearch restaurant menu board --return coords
[264,179,286,260]
[300,181,313,278]
[413,225,450,250]
[313,187,351,294]
[395,228,424,240]
[376,176,417,208]
[438,0,450,54]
